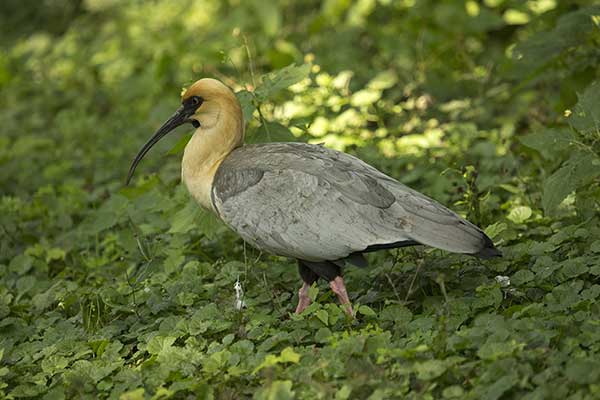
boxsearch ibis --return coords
[127,78,500,316]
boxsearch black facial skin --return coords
[126,95,203,185]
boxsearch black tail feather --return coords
[331,235,500,270]
[475,234,502,259]
[362,240,420,252]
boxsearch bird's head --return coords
[126,78,242,185]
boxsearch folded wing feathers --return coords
[386,183,492,255]
[214,143,499,260]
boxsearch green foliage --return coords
[254,63,311,102]
[521,81,600,215]
[1,0,599,399]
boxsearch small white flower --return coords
[234,278,247,310]
[495,275,511,287]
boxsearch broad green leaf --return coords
[560,258,589,280]
[511,270,534,285]
[236,90,256,124]
[315,327,332,343]
[513,6,599,68]
[442,386,464,399]
[519,128,574,158]
[315,309,328,325]
[80,195,129,236]
[120,388,145,400]
[481,373,518,400]
[484,222,507,239]
[569,81,600,136]
[254,380,294,400]
[253,347,301,374]
[45,247,66,263]
[10,384,46,398]
[169,200,201,234]
[413,359,447,380]
[169,200,222,239]
[542,152,600,215]
[379,304,413,324]
[147,336,176,355]
[246,122,296,144]
[335,385,352,400]
[279,347,300,363]
[196,207,224,239]
[507,205,532,224]
[9,254,33,275]
[16,276,35,298]
[255,63,311,101]
[565,358,600,384]
[357,305,377,317]
[308,284,319,301]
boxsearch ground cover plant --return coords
[1,0,599,398]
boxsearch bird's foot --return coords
[329,276,354,317]
[294,282,312,314]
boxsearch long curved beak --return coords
[126,106,194,185]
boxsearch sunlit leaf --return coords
[147,336,176,355]
[253,347,301,374]
[507,206,532,224]
[503,9,530,25]
[254,380,294,400]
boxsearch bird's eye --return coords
[191,96,201,106]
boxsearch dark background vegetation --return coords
[1,0,599,398]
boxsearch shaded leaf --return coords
[569,81,600,135]
[414,359,447,380]
[565,358,600,384]
[513,6,600,69]
[236,90,256,124]
[246,122,297,144]
[167,133,193,155]
[519,129,575,159]
[169,199,222,239]
[255,63,310,101]
[542,152,600,215]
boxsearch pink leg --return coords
[295,282,312,314]
[329,276,354,317]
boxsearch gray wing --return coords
[212,142,494,262]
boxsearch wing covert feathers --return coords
[212,142,500,261]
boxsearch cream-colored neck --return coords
[181,97,244,211]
